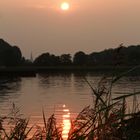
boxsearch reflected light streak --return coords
[62,104,71,139]
[63,109,69,112]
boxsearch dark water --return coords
[0,73,140,128]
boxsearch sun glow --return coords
[60,2,70,11]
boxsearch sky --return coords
[0,0,140,58]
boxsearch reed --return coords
[0,67,140,140]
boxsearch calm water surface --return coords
[0,73,140,128]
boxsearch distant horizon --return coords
[1,38,140,60]
[2,36,140,59]
[1,0,140,58]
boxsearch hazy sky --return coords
[1,0,140,58]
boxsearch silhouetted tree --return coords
[21,57,34,66]
[34,53,61,66]
[73,51,88,65]
[124,45,140,65]
[0,39,22,66]
[60,54,72,65]
[2,38,140,67]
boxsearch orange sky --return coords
[1,0,140,58]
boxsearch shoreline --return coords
[0,66,139,77]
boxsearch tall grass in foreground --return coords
[1,68,140,139]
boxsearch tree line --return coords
[0,39,140,67]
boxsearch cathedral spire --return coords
[30,52,33,62]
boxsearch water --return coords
[0,72,140,131]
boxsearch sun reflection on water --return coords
[62,104,71,140]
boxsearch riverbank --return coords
[0,66,140,77]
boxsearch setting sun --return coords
[60,2,70,11]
